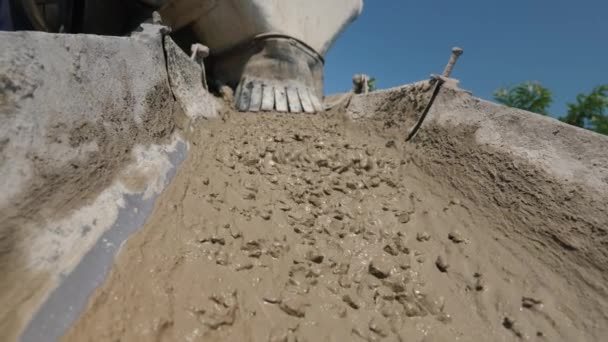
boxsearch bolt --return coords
[352,74,370,94]
[190,43,210,61]
[152,11,163,25]
[442,47,464,78]
[190,43,210,90]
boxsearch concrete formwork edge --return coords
[0,26,219,341]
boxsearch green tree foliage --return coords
[560,85,608,135]
[493,81,553,115]
[368,77,377,92]
[494,82,608,135]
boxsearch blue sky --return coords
[324,0,607,117]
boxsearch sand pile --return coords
[65,106,606,341]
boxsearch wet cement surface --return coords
[64,110,607,341]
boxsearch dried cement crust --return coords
[65,103,607,341]
[0,30,176,341]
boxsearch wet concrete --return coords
[65,105,608,341]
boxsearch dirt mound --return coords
[65,106,607,341]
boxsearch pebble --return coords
[393,236,410,254]
[449,198,461,206]
[308,196,322,208]
[336,306,348,318]
[342,294,360,310]
[375,286,395,300]
[380,301,401,318]
[437,311,452,324]
[268,242,286,259]
[403,301,424,317]
[338,275,352,288]
[242,240,263,258]
[349,223,365,235]
[370,176,381,188]
[416,232,431,242]
[198,235,226,245]
[306,250,324,264]
[383,244,399,256]
[230,227,242,239]
[361,157,375,171]
[397,212,411,224]
[473,272,485,291]
[366,276,382,289]
[277,201,291,211]
[307,265,323,278]
[368,258,392,279]
[279,295,309,318]
[474,278,485,291]
[235,263,253,271]
[448,230,465,243]
[259,209,272,220]
[396,255,411,270]
[243,181,258,192]
[261,293,280,305]
[382,274,407,293]
[435,256,449,272]
[368,317,390,337]
[215,251,230,266]
[522,296,543,309]
[333,262,350,275]
[502,316,524,338]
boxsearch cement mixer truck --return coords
[6,0,363,112]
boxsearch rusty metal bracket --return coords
[406,47,464,142]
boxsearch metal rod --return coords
[442,47,464,78]
[405,78,444,142]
